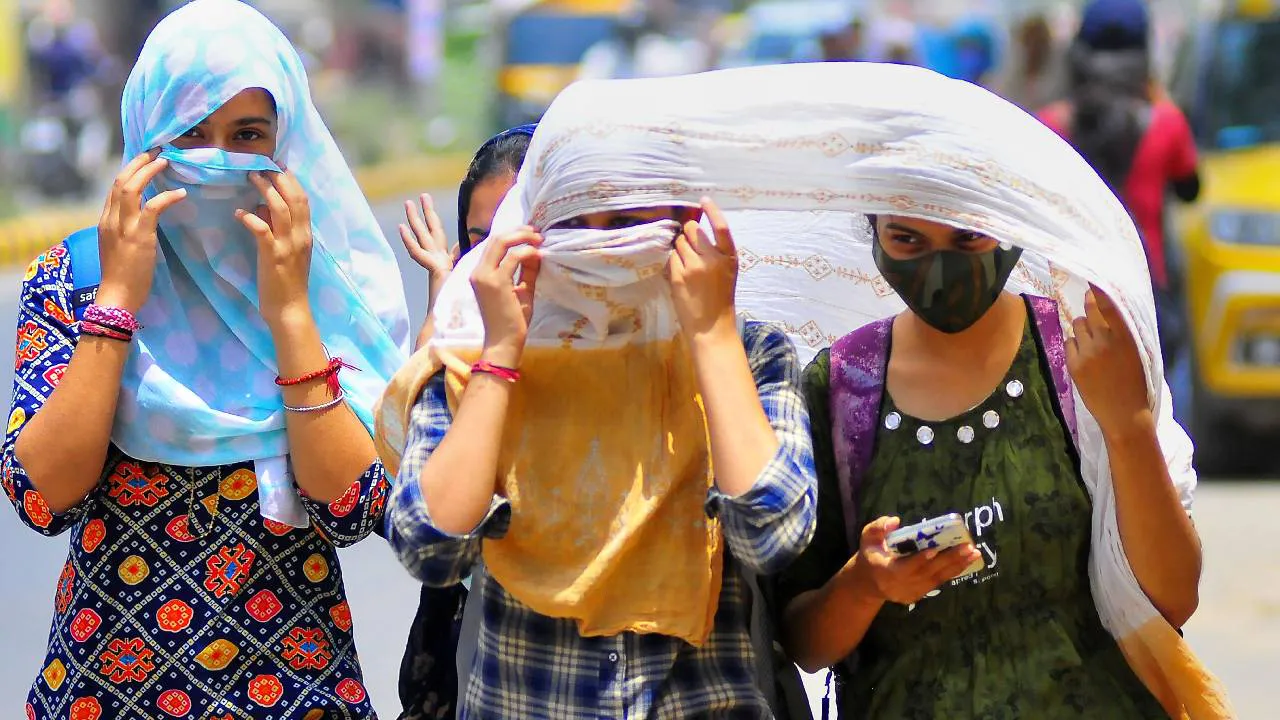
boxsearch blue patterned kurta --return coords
[4,243,386,719]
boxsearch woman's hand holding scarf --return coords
[96,151,189,313]
[669,198,738,344]
[1068,284,1203,626]
[1066,285,1151,437]
[237,169,316,330]
[669,198,782,500]
[470,228,542,368]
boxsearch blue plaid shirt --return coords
[385,321,816,719]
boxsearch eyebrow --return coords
[884,222,925,237]
[884,222,983,242]
[467,226,489,237]
[234,116,275,127]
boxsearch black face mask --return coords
[873,241,1024,334]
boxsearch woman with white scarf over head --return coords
[3,1,408,716]
[377,94,819,720]
[380,60,1234,720]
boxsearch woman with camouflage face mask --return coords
[778,210,1212,718]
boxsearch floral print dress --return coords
[4,243,386,719]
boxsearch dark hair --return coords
[1066,42,1150,194]
[457,124,536,255]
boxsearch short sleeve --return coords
[299,461,389,547]
[2,242,94,535]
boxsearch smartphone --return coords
[886,513,984,578]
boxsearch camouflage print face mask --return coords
[873,241,1024,334]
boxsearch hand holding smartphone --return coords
[886,513,984,579]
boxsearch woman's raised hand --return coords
[1067,284,1151,437]
[95,151,188,313]
[669,197,738,342]
[400,193,457,278]
[470,227,542,368]
[237,169,314,330]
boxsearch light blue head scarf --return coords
[112,0,410,470]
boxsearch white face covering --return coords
[535,219,682,342]
[431,218,692,350]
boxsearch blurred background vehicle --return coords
[18,0,111,200]
[493,0,632,131]
[1169,0,1280,475]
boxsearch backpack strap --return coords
[1026,295,1079,445]
[747,566,815,720]
[827,317,893,554]
[65,227,101,321]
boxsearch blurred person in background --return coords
[866,15,922,67]
[25,0,104,107]
[4,1,409,716]
[946,16,1001,88]
[820,18,866,63]
[21,0,112,198]
[392,123,536,720]
[578,2,710,80]
[1038,0,1200,367]
[1002,12,1068,112]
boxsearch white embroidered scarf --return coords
[436,61,1231,717]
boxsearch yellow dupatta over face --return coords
[446,343,722,642]
[378,219,726,645]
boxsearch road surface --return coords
[0,192,1274,718]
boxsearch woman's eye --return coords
[181,127,202,138]
[889,234,919,246]
[956,233,997,252]
[235,129,264,142]
[609,216,643,229]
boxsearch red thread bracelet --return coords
[276,357,360,396]
[471,360,520,383]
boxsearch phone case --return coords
[886,513,985,578]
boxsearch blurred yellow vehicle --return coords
[1171,1,1280,473]
[493,0,630,131]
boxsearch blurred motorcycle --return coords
[20,5,113,202]
[19,86,110,200]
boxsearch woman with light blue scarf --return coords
[3,1,408,717]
